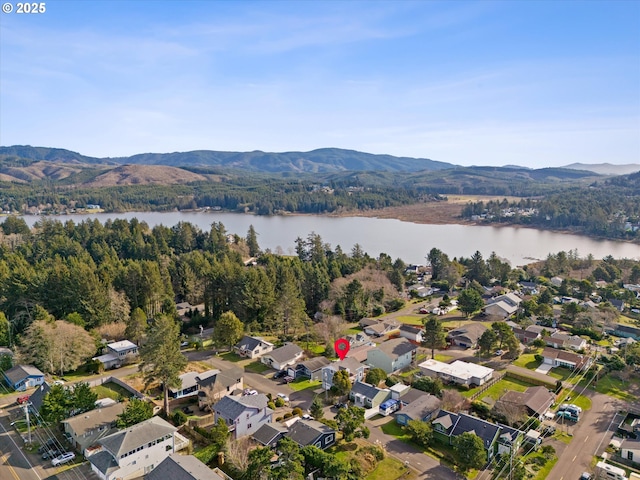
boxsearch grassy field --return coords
[548,367,576,381]
[244,361,271,374]
[512,352,541,369]
[93,382,134,400]
[395,315,425,326]
[587,375,637,402]
[434,354,453,362]
[463,376,534,400]
[288,378,321,392]
[556,390,592,411]
[365,457,412,480]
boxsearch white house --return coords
[87,416,189,480]
[321,357,366,390]
[234,336,274,359]
[484,292,522,318]
[93,340,139,370]
[541,347,592,371]
[620,437,640,464]
[213,394,273,439]
[260,343,304,371]
[419,359,494,386]
[399,324,425,343]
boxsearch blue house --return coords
[3,364,45,391]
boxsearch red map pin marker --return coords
[334,338,350,360]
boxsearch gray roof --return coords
[252,422,288,446]
[399,324,424,334]
[447,323,487,344]
[324,357,364,373]
[235,335,273,352]
[88,450,119,476]
[350,381,386,400]
[287,419,335,447]
[99,416,177,458]
[171,369,219,393]
[266,343,303,364]
[450,412,501,450]
[297,357,331,372]
[28,382,51,412]
[399,387,433,405]
[198,366,243,390]
[3,364,44,384]
[146,454,226,480]
[214,394,269,421]
[376,338,417,359]
[63,403,126,436]
[397,394,441,421]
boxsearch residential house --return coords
[399,324,425,343]
[252,423,288,448]
[234,336,274,359]
[606,324,640,340]
[87,416,189,480]
[345,332,373,348]
[518,281,539,295]
[260,343,304,371]
[526,325,554,336]
[408,284,436,298]
[213,394,273,439]
[496,386,555,419]
[447,323,487,348]
[322,357,366,391]
[27,382,51,413]
[484,292,522,318]
[418,359,494,387]
[346,343,376,363]
[288,357,331,381]
[564,335,588,351]
[63,403,126,454]
[610,299,626,312]
[512,327,540,345]
[145,454,232,480]
[349,381,391,410]
[620,437,640,464]
[286,418,336,449]
[3,364,45,391]
[169,369,219,399]
[432,410,501,461]
[550,276,563,287]
[543,331,572,349]
[358,318,379,329]
[366,338,417,374]
[94,340,139,370]
[496,424,524,456]
[362,320,400,337]
[395,393,442,426]
[541,347,592,371]
[197,366,244,411]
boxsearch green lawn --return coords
[342,327,363,335]
[434,354,453,362]
[463,377,534,400]
[512,352,542,369]
[244,361,270,374]
[552,431,573,444]
[586,376,637,402]
[396,315,425,326]
[305,343,326,355]
[365,457,409,480]
[531,456,558,480]
[93,382,134,401]
[548,367,575,382]
[381,419,410,440]
[556,390,592,411]
[288,378,321,392]
[219,352,247,363]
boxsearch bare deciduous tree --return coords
[225,436,254,473]
[493,401,527,426]
[314,315,346,348]
[441,389,466,412]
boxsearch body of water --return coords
[17,211,640,266]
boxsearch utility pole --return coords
[22,402,31,444]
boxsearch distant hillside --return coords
[0,145,453,173]
[84,165,209,187]
[563,163,640,175]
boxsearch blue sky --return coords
[1,0,638,167]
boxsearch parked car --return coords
[42,448,61,460]
[332,402,347,410]
[273,370,287,379]
[38,439,57,454]
[557,410,579,421]
[282,376,294,384]
[51,452,75,466]
[16,395,29,405]
[541,425,556,437]
[277,393,289,402]
[559,403,582,414]
[418,308,429,314]
[182,406,193,414]
[243,389,258,396]
[579,473,592,480]
[494,349,504,356]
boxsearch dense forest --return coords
[460,176,640,241]
[0,214,638,378]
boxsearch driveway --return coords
[365,416,462,480]
[535,363,553,374]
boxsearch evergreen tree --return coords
[138,315,187,415]
[246,225,260,257]
[423,316,447,359]
[453,431,486,472]
[116,398,154,428]
[310,396,324,420]
[213,311,244,350]
[126,307,148,346]
[458,288,485,317]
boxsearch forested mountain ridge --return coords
[0,145,453,173]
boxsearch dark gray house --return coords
[286,419,336,450]
[395,393,441,426]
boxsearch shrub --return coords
[292,407,303,417]
[534,354,544,363]
[471,400,491,419]
[283,412,293,419]
[268,401,276,410]
[275,416,283,422]
[275,397,285,408]
[173,410,188,425]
